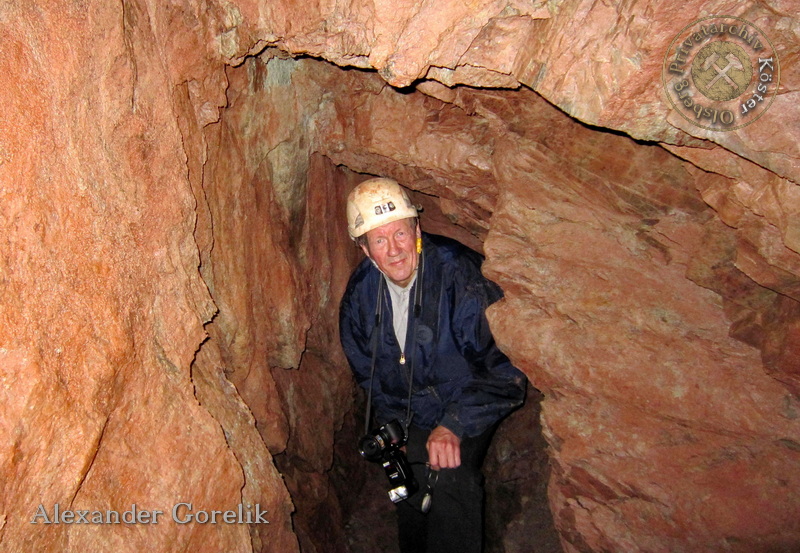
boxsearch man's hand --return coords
[426,425,461,470]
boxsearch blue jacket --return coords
[339,232,526,438]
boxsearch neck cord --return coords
[363,247,425,435]
[403,250,424,429]
[363,276,385,436]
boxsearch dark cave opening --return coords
[324,373,562,553]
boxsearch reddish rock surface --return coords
[0,2,298,552]
[2,1,799,552]
[484,140,800,551]
[303,66,800,550]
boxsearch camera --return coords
[358,420,418,503]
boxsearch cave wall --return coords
[197,54,364,551]
[0,1,295,552]
[199,52,563,553]
[301,63,800,551]
[1,1,799,552]
[237,2,799,549]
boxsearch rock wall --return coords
[0,1,294,552]
[201,54,562,553]
[304,65,800,551]
[238,1,799,550]
[197,53,363,551]
[1,0,799,552]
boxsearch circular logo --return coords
[691,42,752,101]
[662,16,780,131]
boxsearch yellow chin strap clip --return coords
[416,237,423,254]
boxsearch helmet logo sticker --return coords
[374,202,396,215]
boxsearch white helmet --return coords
[346,178,418,239]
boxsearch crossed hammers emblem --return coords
[703,52,744,89]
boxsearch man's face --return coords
[361,218,421,287]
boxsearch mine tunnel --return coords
[1,2,799,553]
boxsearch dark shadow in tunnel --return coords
[485,388,563,553]
[330,383,563,553]
[331,386,400,553]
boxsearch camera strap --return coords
[403,249,424,429]
[364,276,386,436]
[364,244,425,436]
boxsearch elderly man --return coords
[339,177,526,553]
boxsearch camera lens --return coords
[358,435,384,461]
